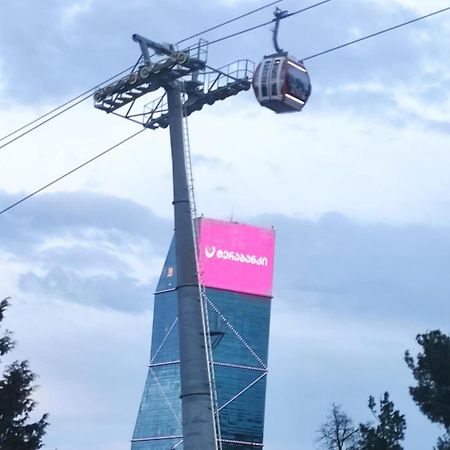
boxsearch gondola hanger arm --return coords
[272,7,289,54]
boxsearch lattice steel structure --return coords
[94,36,254,128]
[131,219,273,450]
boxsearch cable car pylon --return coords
[92,11,311,449]
[94,34,254,450]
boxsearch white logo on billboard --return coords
[204,246,268,266]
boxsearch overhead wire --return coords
[176,0,283,46]
[0,129,145,216]
[0,0,286,150]
[2,3,450,216]
[120,0,286,86]
[1,93,90,152]
[0,65,135,148]
[203,0,333,47]
[303,5,450,61]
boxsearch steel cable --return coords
[0,66,135,148]
[2,3,450,215]
[0,0,288,149]
[0,129,145,215]
[303,5,450,61]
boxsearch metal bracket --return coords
[93,35,209,111]
[132,33,175,63]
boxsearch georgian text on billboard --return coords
[198,218,275,297]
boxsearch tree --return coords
[317,403,359,450]
[358,392,406,450]
[405,330,450,429]
[435,433,450,450]
[405,330,450,450]
[0,298,14,357]
[0,298,48,449]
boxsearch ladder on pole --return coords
[182,109,223,450]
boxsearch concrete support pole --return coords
[166,82,217,450]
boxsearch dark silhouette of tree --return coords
[358,392,406,450]
[0,298,14,357]
[405,330,450,428]
[435,433,450,450]
[317,403,359,450]
[0,298,48,449]
[405,330,450,450]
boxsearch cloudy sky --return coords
[0,0,449,449]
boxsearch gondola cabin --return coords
[253,53,311,113]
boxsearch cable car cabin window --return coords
[271,59,281,97]
[261,61,271,83]
[286,60,310,102]
[260,60,271,98]
[271,59,281,78]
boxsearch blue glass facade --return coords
[131,236,271,449]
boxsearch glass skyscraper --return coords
[131,218,275,450]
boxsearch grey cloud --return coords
[3,189,450,322]
[0,0,274,103]
[252,212,450,324]
[421,78,450,105]
[299,1,450,117]
[35,244,131,273]
[0,190,169,313]
[0,190,171,254]
[4,187,449,319]
[1,0,448,114]
[312,72,450,133]
[19,267,155,313]
[312,84,396,116]
[424,118,450,135]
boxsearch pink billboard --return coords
[198,218,275,297]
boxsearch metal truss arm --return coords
[132,33,175,63]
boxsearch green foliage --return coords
[0,298,14,357]
[317,329,450,450]
[435,433,450,450]
[0,298,48,449]
[358,392,406,450]
[317,403,359,450]
[405,330,450,430]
